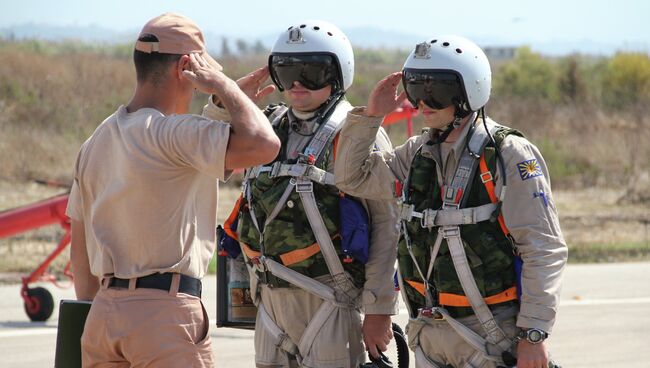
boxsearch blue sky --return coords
[1,0,649,55]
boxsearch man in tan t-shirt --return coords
[66,13,280,367]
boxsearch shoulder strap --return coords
[302,100,352,166]
[444,118,502,209]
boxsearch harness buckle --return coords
[480,171,493,183]
[268,162,282,178]
[441,226,460,238]
[399,203,415,221]
[419,307,444,320]
[420,209,437,228]
[296,181,314,193]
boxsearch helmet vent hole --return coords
[327,31,333,36]
[443,42,450,47]
[300,24,306,28]
[431,39,437,44]
[313,26,320,30]
[456,48,462,53]
[288,26,293,30]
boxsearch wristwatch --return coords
[517,328,548,344]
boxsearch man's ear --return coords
[176,55,191,80]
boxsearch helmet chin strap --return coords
[431,109,464,144]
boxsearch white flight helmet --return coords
[269,20,354,92]
[402,35,491,114]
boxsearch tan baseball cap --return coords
[135,13,205,54]
[135,13,223,70]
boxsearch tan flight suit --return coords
[334,108,568,367]
[204,98,400,368]
[67,105,232,367]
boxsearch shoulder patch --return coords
[517,159,543,181]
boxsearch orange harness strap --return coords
[406,280,518,307]
[279,243,322,266]
[440,286,518,307]
[241,242,322,267]
[241,243,262,259]
[332,132,341,161]
[241,234,341,267]
[479,154,510,236]
[224,194,244,241]
[406,280,426,296]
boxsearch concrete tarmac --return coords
[1,262,649,367]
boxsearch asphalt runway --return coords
[1,262,649,367]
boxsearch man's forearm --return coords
[212,78,272,140]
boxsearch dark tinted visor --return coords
[269,54,339,91]
[402,68,466,110]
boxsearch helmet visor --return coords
[269,54,339,91]
[402,68,466,110]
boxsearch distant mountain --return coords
[0,23,134,43]
[1,23,646,56]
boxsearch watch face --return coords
[528,329,543,343]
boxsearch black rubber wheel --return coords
[24,287,54,322]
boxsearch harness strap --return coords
[479,154,510,236]
[406,281,518,307]
[258,302,301,357]
[416,308,504,365]
[279,243,321,266]
[445,229,512,351]
[245,163,335,186]
[264,258,341,304]
[298,180,357,294]
[242,239,341,268]
[297,298,339,360]
[400,202,498,227]
[442,119,513,351]
[223,194,243,241]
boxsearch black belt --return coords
[107,272,202,298]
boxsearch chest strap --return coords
[399,202,498,227]
[245,162,335,186]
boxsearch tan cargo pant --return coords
[254,283,366,368]
[406,305,518,368]
[81,283,213,368]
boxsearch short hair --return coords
[133,34,182,85]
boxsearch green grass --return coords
[208,253,218,274]
[568,242,650,263]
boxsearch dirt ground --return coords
[1,178,648,282]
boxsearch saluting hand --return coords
[236,67,276,104]
[182,52,230,95]
[366,72,407,118]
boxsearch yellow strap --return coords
[406,280,517,307]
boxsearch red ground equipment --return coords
[382,100,419,137]
[0,193,72,321]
